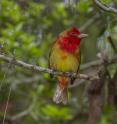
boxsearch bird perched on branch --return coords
[49,27,88,104]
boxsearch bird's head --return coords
[58,27,88,53]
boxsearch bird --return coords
[49,26,88,104]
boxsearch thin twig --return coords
[2,87,12,124]
[11,103,33,120]
[11,96,37,120]
[93,0,117,14]
[0,61,11,91]
[107,36,117,54]
[80,13,100,32]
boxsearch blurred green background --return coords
[0,0,117,124]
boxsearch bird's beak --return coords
[77,33,88,39]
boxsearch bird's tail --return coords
[53,77,69,104]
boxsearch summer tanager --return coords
[49,27,88,104]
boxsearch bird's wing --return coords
[48,40,57,78]
[70,48,81,84]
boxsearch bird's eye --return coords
[70,32,77,36]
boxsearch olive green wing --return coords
[70,49,81,84]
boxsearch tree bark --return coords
[88,68,106,124]
[108,70,117,108]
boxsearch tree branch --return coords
[81,54,117,70]
[0,54,117,80]
[0,54,98,80]
[93,0,117,14]
[79,13,100,32]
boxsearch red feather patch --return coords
[58,27,81,53]
[59,36,81,53]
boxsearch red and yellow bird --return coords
[49,27,87,104]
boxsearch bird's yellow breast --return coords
[49,43,80,72]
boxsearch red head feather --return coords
[58,27,81,53]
